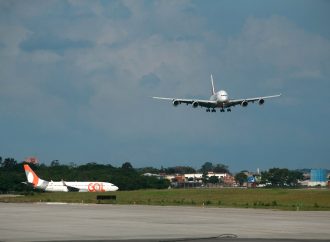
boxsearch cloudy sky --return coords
[1,0,329,172]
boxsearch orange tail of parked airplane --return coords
[24,164,43,187]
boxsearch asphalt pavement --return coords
[0,203,329,242]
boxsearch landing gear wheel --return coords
[227,108,231,112]
[220,109,225,112]
[206,108,210,112]
[211,109,216,112]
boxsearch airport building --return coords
[308,169,328,187]
[164,172,235,188]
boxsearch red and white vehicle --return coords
[23,164,118,192]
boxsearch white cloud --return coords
[223,16,330,81]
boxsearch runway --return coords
[0,203,329,242]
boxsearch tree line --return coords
[234,168,304,187]
[0,157,231,193]
[0,156,305,193]
[0,158,169,193]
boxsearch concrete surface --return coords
[0,203,329,241]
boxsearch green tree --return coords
[261,168,303,187]
[0,161,31,193]
[164,166,196,174]
[137,167,161,174]
[287,170,304,187]
[213,163,229,173]
[200,162,213,173]
[200,162,230,174]
[187,177,194,182]
[202,171,208,184]
[235,172,247,186]
[121,162,133,170]
[209,175,219,184]
[50,160,60,167]
[1,158,17,169]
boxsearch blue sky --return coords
[1,0,329,172]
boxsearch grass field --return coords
[1,188,329,211]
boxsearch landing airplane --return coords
[23,164,119,192]
[153,75,281,112]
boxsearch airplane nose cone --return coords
[113,186,119,191]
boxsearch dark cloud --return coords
[20,34,94,53]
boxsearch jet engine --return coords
[258,99,265,105]
[192,101,199,108]
[241,100,248,107]
[172,100,180,106]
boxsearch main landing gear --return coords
[206,108,231,112]
[222,108,231,112]
[206,108,216,112]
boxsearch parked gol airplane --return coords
[153,75,281,112]
[23,164,118,192]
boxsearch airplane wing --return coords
[152,97,217,108]
[62,181,80,192]
[228,94,282,107]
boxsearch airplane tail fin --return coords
[24,164,46,188]
[211,74,215,95]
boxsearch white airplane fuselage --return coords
[44,181,118,192]
[210,90,229,106]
